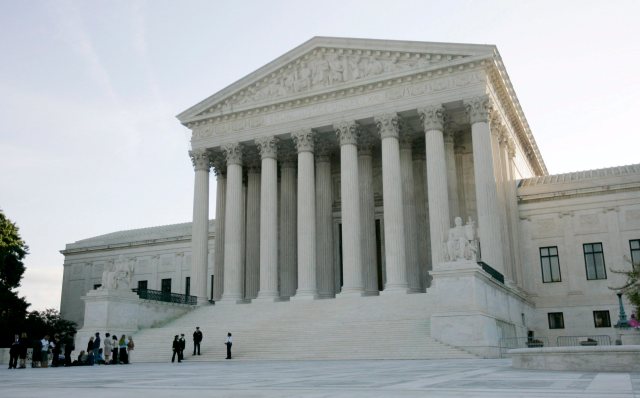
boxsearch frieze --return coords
[195,48,473,118]
[192,71,484,141]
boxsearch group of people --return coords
[79,332,134,366]
[8,332,76,369]
[170,327,233,362]
[7,331,135,369]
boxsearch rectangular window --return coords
[539,246,561,283]
[161,278,171,294]
[93,284,102,290]
[185,277,190,297]
[593,311,611,328]
[548,312,565,329]
[630,239,640,267]
[137,280,148,291]
[210,275,215,301]
[584,243,607,280]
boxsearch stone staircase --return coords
[131,293,476,362]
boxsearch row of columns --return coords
[189,95,506,304]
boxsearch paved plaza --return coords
[1,358,637,397]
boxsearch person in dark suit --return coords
[9,334,20,369]
[179,334,186,361]
[171,335,181,363]
[64,332,75,367]
[193,327,202,355]
[225,332,232,359]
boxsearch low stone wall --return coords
[510,346,640,372]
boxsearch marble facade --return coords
[61,37,640,356]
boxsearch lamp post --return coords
[615,291,630,329]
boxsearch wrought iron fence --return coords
[498,337,550,357]
[556,335,611,347]
[131,288,197,305]
[477,261,505,284]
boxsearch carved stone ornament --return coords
[358,132,376,156]
[100,255,135,291]
[255,136,279,159]
[315,139,333,162]
[195,48,471,116]
[334,121,359,146]
[464,95,492,124]
[211,153,227,177]
[222,142,244,166]
[418,105,445,132]
[292,129,315,153]
[444,216,479,262]
[189,149,211,171]
[374,113,400,140]
[506,137,516,158]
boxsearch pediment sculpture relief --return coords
[199,49,470,116]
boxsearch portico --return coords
[180,38,544,304]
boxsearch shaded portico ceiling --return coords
[176,36,547,176]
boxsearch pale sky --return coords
[1,0,638,312]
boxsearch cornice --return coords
[486,54,547,176]
[183,54,492,129]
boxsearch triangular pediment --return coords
[177,37,496,124]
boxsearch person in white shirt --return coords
[225,332,232,359]
[40,335,50,368]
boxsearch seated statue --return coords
[100,256,134,290]
[445,216,478,261]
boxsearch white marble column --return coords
[418,106,450,266]
[293,129,318,298]
[255,136,279,301]
[505,139,522,285]
[213,167,226,301]
[374,114,408,292]
[279,158,297,298]
[358,137,379,295]
[244,165,261,299]
[335,121,364,295]
[399,134,420,293]
[444,129,460,223]
[189,149,211,305]
[465,96,504,274]
[412,144,429,291]
[221,143,244,301]
[315,144,335,298]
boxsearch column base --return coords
[291,291,319,301]
[336,288,366,298]
[253,293,281,303]
[362,290,380,297]
[196,296,212,306]
[380,285,411,295]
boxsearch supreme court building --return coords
[61,37,640,358]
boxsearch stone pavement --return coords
[1,358,637,397]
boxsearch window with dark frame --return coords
[548,312,565,329]
[185,276,190,297]
[630,239,640,267]
[583,242,607,280]
[93,284,102,290]
[593,310,611,328]
[539,246,561,283]
[137,280,148,290]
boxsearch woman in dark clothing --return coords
[51,334,61,367]
[18,332,28,368]
[9,334,20,369]
[111,335,119,364]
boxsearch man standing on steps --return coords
[193,327,202,356]
[179,334,186,361]
[225,332,232,359]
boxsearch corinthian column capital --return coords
[189,149,211,171]
[374,113,400,140]
[292,129,315,153]
[255,136,279,159]
[222,142,243,166]
[464,95,493,124]
[334,121,359,146]
[418,105,445,132]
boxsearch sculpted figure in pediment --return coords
[327,54,344,84]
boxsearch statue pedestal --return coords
[76,289,141,347]
[429,260,532,358]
